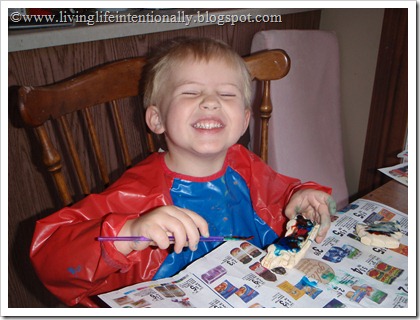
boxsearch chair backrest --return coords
[18,49,290,206]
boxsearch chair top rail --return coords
[19,57,147,127]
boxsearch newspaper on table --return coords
[378,162,408,186]
[98,199,408,308]
[397,150,408,163]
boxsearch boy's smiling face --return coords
[146,58,250,174]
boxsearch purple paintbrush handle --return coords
[97,235,252,242]
[97,236,225,242]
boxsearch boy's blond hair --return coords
[143,37,252,109]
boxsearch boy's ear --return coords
[145,106,165,134]
[242,109,251,134]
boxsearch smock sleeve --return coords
[29,153,171,306]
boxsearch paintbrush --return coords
[97,235,254,242]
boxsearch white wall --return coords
[319,9,384,198]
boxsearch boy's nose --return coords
[199,95,221,110]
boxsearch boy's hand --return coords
[115,206,209,255]
[285,189,336,243]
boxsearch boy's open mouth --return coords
[192,120,224,129]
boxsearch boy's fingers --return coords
[156,209,189,253]
[327,196,337,215]
[131,206,210,253]
[175,207,209,251]
[142,224,174,250]
[314,202,331,243]
[129,240,150,252]
[185,209,210,238]
[284,197,300,220]
[142,210,191,251]
[159,206,208,252]
[315,196,335,242]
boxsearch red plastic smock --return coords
[30,144,331,306]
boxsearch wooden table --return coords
[362,180,408,214]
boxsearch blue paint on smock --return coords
[153,166,278,279]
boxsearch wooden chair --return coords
[18,49,290,206]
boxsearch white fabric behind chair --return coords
[250,30,349,209]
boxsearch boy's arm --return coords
[29,155,171,306]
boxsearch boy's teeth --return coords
[193,122,223,129]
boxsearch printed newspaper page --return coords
[99,199,408,308]
[378,163,408,186]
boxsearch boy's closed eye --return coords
[219,92,237,97]
[181,91,236,97]
[182,91,200,96]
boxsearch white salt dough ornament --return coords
[261,215,319,269]
[355,221,402,249]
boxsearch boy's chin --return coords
[191,142,234,155]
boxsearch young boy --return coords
[30,38,335,307]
